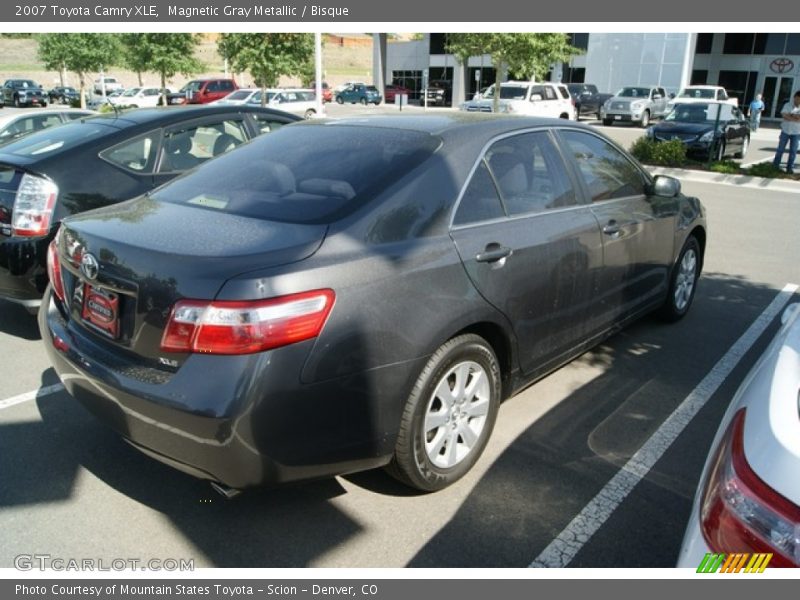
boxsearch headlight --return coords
[699,131,715,142]
[631,101,644,110]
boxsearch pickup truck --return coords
[567,83,614,119]
[600,85,670,127]
[667,85,737,110]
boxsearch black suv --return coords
[0,105,300,311]
[2,79,47,108]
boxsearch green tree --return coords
[218,34,314,107]
[37,33,119,108]
[446,33,582,112]
[119,33,202,105]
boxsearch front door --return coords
[450,130,604,374]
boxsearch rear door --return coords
[450,130,605,374]
[557,129,677,324]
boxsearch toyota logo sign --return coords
[80,253,100,281]
[770,58,795,74]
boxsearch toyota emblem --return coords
[770,58,795,74]
[80,253,100,280]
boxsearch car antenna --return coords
[103,93,120,117]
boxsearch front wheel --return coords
[640,110,650,128]
[336,96,344,104]
[14,96,20,108]
[734,136,749,159]
[659,236,701,322]
[386,334,501,492]
[713,141,726,162]
[360,97,367,105]
[603,118,613,126]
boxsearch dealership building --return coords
[374,33,800,120]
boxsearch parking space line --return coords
[741,157,772,169]
[0,383,64,411]
[530,282,799,568]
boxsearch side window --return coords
[207,81,220,93]
[560,130,646,202]
[530,85,545,101]
[251,115,286,134]
[64,112,87,121]
[558,86,570,99]
[485,132,577,216]
[453,160,505,226]
[100,131,161,173]
[222,81,234,91]
[159,120,248,173]
[544,86,557,100]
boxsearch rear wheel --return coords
[303,109,315,120]
[659,236,700,322]
[386,334,501,492]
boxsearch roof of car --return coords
[87,105,294,128]
[304,113,594,139]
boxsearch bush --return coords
[629,137,686,167]
[629,137,654,163]
[650,139,687,167]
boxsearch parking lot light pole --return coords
[315,33,323,117]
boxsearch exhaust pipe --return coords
[210,481,242,499]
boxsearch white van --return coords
[460,81,576,120]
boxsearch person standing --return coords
[748,93,765,131]
[772,91,800,174]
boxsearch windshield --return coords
[121,88,140,97]
[617,87,651,98]
[180,81,202,93]
[678,88,715,99]
[483,85,529,100]
[18,80,39,88]
[665,103,734,123]
[226,90,253,100]
[153,125,441,224]
[0,121,110,157]
[248,91,277,104]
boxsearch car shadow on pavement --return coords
[0,371,363,567]
[0,299,40,340]
[405,274,785,568]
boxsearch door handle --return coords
[476,244,513,263]
[603,220,621,236]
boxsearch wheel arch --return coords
[447,320,517,400]
[689,224,706,273]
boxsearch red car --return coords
[310,82,332,103]
[168,79,238,105]
[384,84,412,104]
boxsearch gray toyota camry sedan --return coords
[40,114,706,494]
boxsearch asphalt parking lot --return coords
[0,103,798,569]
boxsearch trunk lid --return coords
[56,197,327,363]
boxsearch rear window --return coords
[0,121,112,157]
[153,125,441,224]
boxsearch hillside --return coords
[0,35,374,90]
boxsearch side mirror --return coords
[669,93,676,99]
[652,175,681,198]
[530,93,543,102]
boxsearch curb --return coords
[647,166,800,193]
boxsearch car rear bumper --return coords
[39,288,417,489]
[0,235,49,304]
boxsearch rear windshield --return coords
[0,120,110,157]
[153,125,441,224]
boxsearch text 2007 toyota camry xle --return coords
[40,114,706,494]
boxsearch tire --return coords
[360,97,367,106]
[14,95,20,108]
[386,333,501,492]
[559,112,570,119]
[640,110,650,128]
[659,236,701,322]
[303,109,315,120]
[336,96,344,104]
[734,136,749,159]
[603,118,613,126]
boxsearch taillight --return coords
[46,239,65,302]
[161,289,335,355]
[700,409,800,567]
[12,174,58,237]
